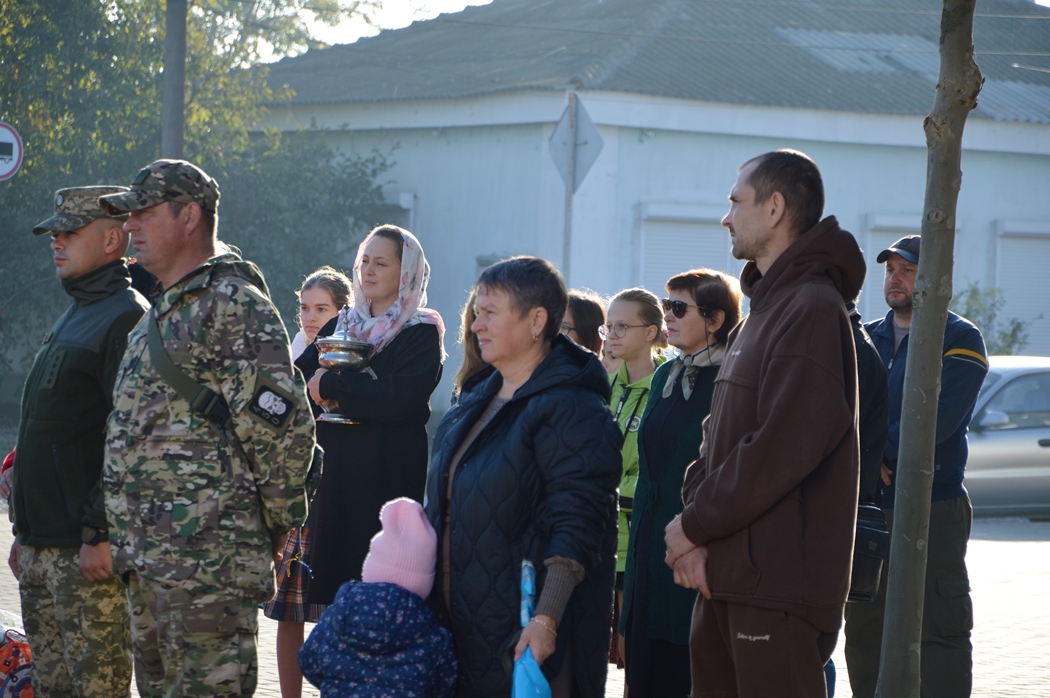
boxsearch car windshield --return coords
[978,370,1003,401]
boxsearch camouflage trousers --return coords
[126,572,259,697]
[18,545,132,698]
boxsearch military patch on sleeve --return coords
[248,380,295,430]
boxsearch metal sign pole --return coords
[561,93,578,286]
[549,93,602,287]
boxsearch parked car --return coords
[966,356,1050,519]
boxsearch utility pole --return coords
[875,1,983,696]
[161,0,187,159]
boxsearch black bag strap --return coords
[146,312,238,451]
[144,259,271,438]
[146,310,325,506]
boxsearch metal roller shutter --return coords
[997,235,1050,355]
[641,220,743,297]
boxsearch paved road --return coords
[0,510,1045,696]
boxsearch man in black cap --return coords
[8,186,150,697]
[844,235,988,698]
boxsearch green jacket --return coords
[12,260,149,546]
[620,358,718,644]
[608,357,664,574]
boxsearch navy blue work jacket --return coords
[864,309,987,508]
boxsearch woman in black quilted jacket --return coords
[424,256,623,698]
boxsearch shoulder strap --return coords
[146,312,233,435]
[147,310,325,506]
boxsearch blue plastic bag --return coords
[512,560,552,698]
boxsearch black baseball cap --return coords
[877,235,920,264]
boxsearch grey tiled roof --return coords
[264,0,1050,123]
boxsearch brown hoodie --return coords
[680,215,864,634]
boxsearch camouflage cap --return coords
[99,159,220,216]
[32,185,131,236]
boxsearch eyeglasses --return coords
[661,298,709,319]
[560,323,575,335]
[598,322,651,340]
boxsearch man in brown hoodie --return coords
[664,149,865,697]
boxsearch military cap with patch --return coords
[99,159,220,216]
[32,185,131,236]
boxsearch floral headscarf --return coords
[345,226,446,358]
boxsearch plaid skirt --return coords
[262,525,328,623]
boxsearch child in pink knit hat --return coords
[299,498,458,697]
[360,497,437,598]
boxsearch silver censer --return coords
[313,307,373,424]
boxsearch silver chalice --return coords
[313,307,373,424]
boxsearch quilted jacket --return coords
[299,581,458,698]
[424,335,622,698]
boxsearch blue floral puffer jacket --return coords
[299,581,458,698]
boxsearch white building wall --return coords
[266,93,1050,409]
[323,124,556,407]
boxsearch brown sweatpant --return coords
[690,598,837,698]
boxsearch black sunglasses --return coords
[661,298,710,319]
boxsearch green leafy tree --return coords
[951,281,1037,355]
[0,0,389,381]
[216,131,394,326]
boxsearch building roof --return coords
[265,0,1050,124]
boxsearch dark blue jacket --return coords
[425,335,622,698]
[299,581,457,698]
[864,310,988,508]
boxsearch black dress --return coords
[297,318,443,604]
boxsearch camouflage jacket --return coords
[103,250,315,600]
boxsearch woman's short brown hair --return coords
[476,256,567,341]
[665,268,743,345]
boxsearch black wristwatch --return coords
[81,525,109,546]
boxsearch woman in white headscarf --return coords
[300,223,446,618]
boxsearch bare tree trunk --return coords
[162,0,187,159]
[875,1,983,696]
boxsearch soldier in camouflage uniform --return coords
[9,186,149,697]
[98,160,316,697]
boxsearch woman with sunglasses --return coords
[601,287,667,668]
[620,268,742,697]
